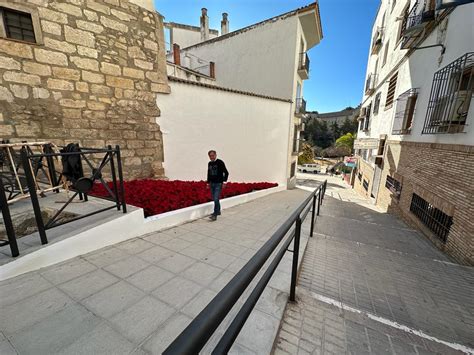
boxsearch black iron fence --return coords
[295,98,307,115]
[163,180,327,355]
[299,52,310,73]
[0,144,126,257]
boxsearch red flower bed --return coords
[91,180,277,217]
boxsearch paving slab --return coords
[274,175,474,355]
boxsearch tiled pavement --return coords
[0,188,313,355]
[274,176,474,355]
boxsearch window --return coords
[373,92,382,115]
[423,52,473,134]
[397,3,410,43]
[385,72,398,109]
[358,172,362,181]
[391,0,397,12]
[363,102,372,130]
[0,7,35,43]
[410,193,453,243]
[382,41,390,67]
[363,179,369,191]
[392,88,418,134]
[385,175,402,199]
[290,162,296,177]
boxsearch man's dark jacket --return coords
[207,159,229,183]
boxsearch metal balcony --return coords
[371,27,383,55]
[298,53,310,80]
[365,73,377,95]
[401,1,435,49]
[295,98,307,116]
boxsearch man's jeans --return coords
[210,182,223,216]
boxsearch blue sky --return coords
[154,0,380,113]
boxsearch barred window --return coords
[358,172,362,181]
[410,193,453,243]
[363,179,369,191]
[385,175,402,199]
[423,52,473,134]
[392,88,418,134]
[0,7,35,43]
[385,72,398,108]
[373,92,381,115]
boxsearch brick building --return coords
[0,0,170,179]
[354,0,473,265]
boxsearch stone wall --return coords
[0,0,170,179]
[360,141,474,266]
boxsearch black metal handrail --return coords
[298,52,310,72]
[164,180,328,354]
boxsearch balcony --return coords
[371,27,383,55]
[365,73,377,95]
[295,98,307,116]
[401,1,435,49]
[298,52,310,79]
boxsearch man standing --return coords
[207,150,229,221]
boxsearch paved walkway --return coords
[274,176,474,355]
[0,188,312,355]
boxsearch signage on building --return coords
[436,0,474,9]
[353,139,379,149]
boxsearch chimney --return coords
[221,13,229,35]
[200,8,209,41]
[173,43,180,65]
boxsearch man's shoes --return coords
[209,214,217,221]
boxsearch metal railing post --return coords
[309,194,316,237]
[108,146,120,211]
[21,148,48,245]
[0,178,19,257]
[289,216,301,302]
[115,145,127,213]
[317,190,321,216]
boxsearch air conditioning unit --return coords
[431,90,471,132]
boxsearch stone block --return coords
[23,62,51,76]
[144,38,158,51]
[15,122,41,137]
[100,16,128,32]
[76,82,89,92]
[123,67,144,79]
[100,62,121,76]
[76,20,104,34]
[90,84,111,95]
[146,70,166,83]
[87,101,106,110]
[84,9,99,21]
[59,99,86,108]
[65,26,95,48]
[62,108,82,119]
[44,38,76,54]
[10,84,29,99]
[47,78,74,91]
[134,59,154,70]
[111,9,133,21]
[3,72,41,86]
[82,70,105,84]
[128,46,146,59]
[34,48,68,66]
[52,67,81,81]
[32,87,50,99]
[106,76,134,89]
[51,3,83,17]
[0,87,13,102]
[0,40,33,59]
[71,57,99,71]
[41,20,62,36]
[0,56,21,70]
[86,1,111,15]
[77,46,98,58]
[38,8,68,24]
[151,82,171,93]
[0,124,14,135]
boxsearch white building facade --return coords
[168,3,323,188]
[354,0,474,265]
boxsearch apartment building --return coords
[354,0,473,264]
[167,3,323,188]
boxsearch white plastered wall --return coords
[157,82,292,186]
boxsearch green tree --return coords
[340,117,358,135]
[297,142,315,164]
[303,120,333,149]
[330,121,341,140]
[335,132,356,151]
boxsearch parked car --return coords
[297,164,320,174]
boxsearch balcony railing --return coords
[365,73,377,95]
[371,27,383,55]
[401,1,435,49]
[295,98,307,115]
[298,52,310,79]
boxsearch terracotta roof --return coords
[168,76,292,103]
[180,2,321,51]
